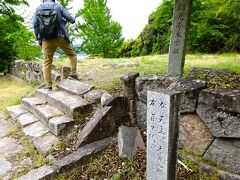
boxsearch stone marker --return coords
[118,125,145,158]
[147,90,180,180]
[167,0,192,76]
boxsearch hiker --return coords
[33,0,79,90]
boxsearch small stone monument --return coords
[147,90,180,180]
[167,0,192,77]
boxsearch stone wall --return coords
[121,73,240,175]
[9,60,71,84]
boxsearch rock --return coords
[219,170,240,180]
[101,93,112,106]
[84,89,108,103]
[17,165,55,180]
[76,107,112,147]
[0,137,22,158]
[135,100,147,128]
[118,126,145,158]
[22,121,49,140]
[33,133,59,155]
[33,105,64,126]
[179,114,214,155]
[37,90,91,118]
[6,105,28,119]
[0,120,13,138]
[0,158,12,177]
[56,137,113,172]
[116,62,139,68]
[197,88,240,138]
[136,75,206,113]
[120,72,140,100]
[48,116,74,136]
[20,157,32,167]
[57,78,93,96]
[135,75,179,103]
[204,138,240,174]
[16,112,38,127]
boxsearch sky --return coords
[22,0,162,40]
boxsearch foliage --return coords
[75,0,124,58]
[119,0,240,57]
[0,0,40,72]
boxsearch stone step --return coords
[57,78,94,96]
[21,97,74,136]
[6,105,59,155]
[76,106,113,147]
[36,89,91,118]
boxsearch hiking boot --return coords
[69,75,80,81]
[42,85,52,90]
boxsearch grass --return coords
[4,118,49,179]
[49,53,240,92]
[0,77,34,111]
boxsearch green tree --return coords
[0,0,41,72]
[76,0,124,58]
[119,0,240,57]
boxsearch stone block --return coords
[120,72,139,100]
[198,88,240,114]
[136,75,206,113]
[57,78,93,96]
[35,105,64,125]
[17,165,55,180]
[76,106,112,147]
[0,158,12,177]
[16,112,38,127]
[136,75,178,103]
[21,97,46,111]
[118,126,145,158]
[84,89,107,103]
[48,116,74,136]
[35,89,57,102]
[6,105,28,119]
[56,137,113,172]
[204,138,240,174]
[37,90,90,118]
[179,114,214,155]
[0,120,13,138]
[33,133,59,155]
[197,88,240,138]
[0,137,22,158]
[135,100,147,128]
[22,121,49,140]
[101,93,112,106]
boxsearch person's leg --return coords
[42,39,57,87]
[56,37,77,76]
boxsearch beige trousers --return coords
[42,37,77,86]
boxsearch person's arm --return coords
[32,7,42,45]
[60,6,75,24]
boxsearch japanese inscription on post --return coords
[147,91,170,179]
[167,0,192,76]
[147,90,180,180]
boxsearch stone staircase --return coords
[6,78,115,155]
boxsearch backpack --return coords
[36,4,58,39]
